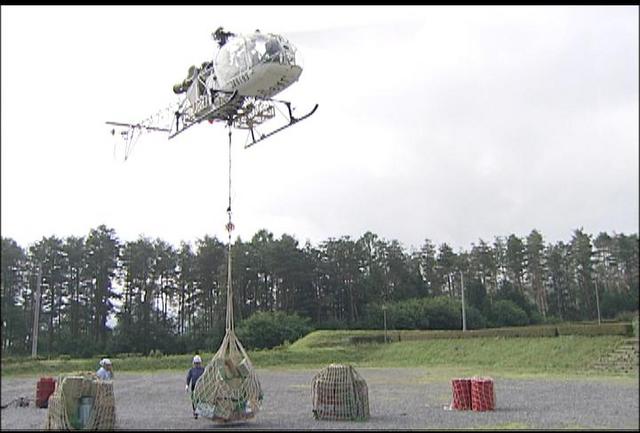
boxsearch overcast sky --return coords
[2,5,638,253]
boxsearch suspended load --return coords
[190,164,263,423]
[191,330,263,422]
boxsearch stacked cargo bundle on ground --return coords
[470,377,496,411]
[311,364,369,421]
[44,372,116,430]
[450,376,496,411]
[450,378,472,410]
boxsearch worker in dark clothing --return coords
[186,355,205,419]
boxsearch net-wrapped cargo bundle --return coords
[311,364,369,421]
[189,132,265,423]
[44,372,116,430]
[450,378,472,410]
[470,377,496,411]
[191,208,262,423]
[191,329,263,422]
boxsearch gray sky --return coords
[2,5,638,253]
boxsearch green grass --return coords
[288,329,389,349]
[353,335,619,371]
[285,333,625,378]
[287,328,631,374]
[3,331,634,379]
[289,322,632,348]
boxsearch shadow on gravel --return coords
[197,421,254,429]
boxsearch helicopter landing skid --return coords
[168,90,241,140]
[245,103,318,149]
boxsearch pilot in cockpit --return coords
[212,26,235,48]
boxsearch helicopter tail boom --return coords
[105,121,171,133]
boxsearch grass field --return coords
[1,330,634,379]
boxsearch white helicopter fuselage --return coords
[223,62,302,98]
[211,32,303,98]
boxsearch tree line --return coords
[1,225,638,357]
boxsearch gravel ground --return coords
[2,368,638,430]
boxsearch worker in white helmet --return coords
[96,358,113,380]
[186,354,205,419]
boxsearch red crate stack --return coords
[470,377,495,411]
[450,378,472,410]
[35,377,56,408]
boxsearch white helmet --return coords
[100,358,112,366]
[193,355,202,364]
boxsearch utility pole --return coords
[382,304,388,343]
[31,266,42,358]
[594,279,601,326]
[460,270,467,332]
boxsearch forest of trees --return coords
[1,225,638,357]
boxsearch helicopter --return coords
[106,27,318,158]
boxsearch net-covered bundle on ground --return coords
[450,378,472,410]
[191,330,263,422]
[311,364,369,421]
[471,377,495,411]
[44,372,116,430]
[448,376,496,411]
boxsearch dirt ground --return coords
[2,367,638,430]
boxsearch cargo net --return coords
[45,372,116,430]
[470,377,496,411]
[190,115,263,423]
[450,378,472,410]
[311,364,370,421]
[448,376,496,411]
[191,329,263,422]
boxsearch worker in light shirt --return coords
[96,358,113,380]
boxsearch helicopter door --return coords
[215,36,252,91]
[185,66,213,117]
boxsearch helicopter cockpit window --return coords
[274,35,296,65]
[215,36,250,85]
[214,33,300,87]
[248,34,266,65]
[242,34,281,66]
[247,33,296,66]
[263,36,282,63]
